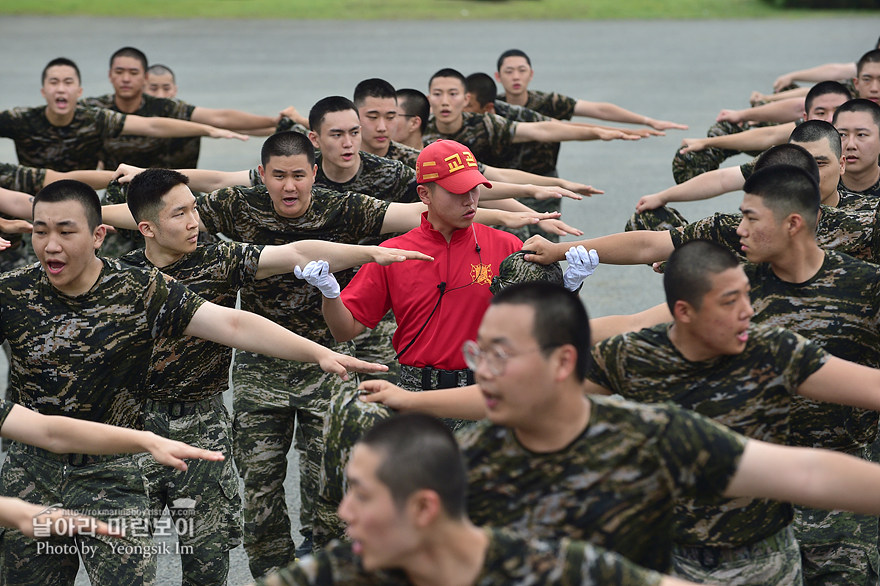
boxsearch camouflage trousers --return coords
[0,442,156,585]
[795,445,880,586]
[351,311,399,384]
[138,394,242,586]
[671,525,803,586]
[313,387,393,549]
[232,345,356,578]
[671,120,766,185]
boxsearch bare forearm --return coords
[45,169,114,190]
[256,241,383,280]
[575,100,644,125]
[177,168,252,193]
[101,203,138,230]
[0,187,35,219]
[193,108,277,131]
[123,116,218,138]
[703,124,792,152]
[399,385,487,420]
[322,296,366,343]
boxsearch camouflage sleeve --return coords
[656,404,748,499]
[250,167,263,186]
[222,241,264,288]
[252,541,390,586]
[771,328,829,388]
[341,192,392,241]
[0,397,13,430]
[196,187,241,237]
[486,113,517,153]
[587,335,627,391]
[670,213,742,253]
[740,157,758,181]
[93,107,127,139]
[0,108,28,139]
[275,117,309,136]
[0,162,45,194]
[562,538,664,586]
[143,268,207,339]
[164,98,196,120]
[529,90,577,120]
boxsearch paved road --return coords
[0,14,878,585]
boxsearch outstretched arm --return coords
[678,123,794,155]
[478,199,583,237]
[635,166,748,212]
[183,302,388,380]
[716,98,804,125]
[773,62,857,92]
[359,379,488,420]
[726,438,880,515]
[0,497,118,538]
[190,106,279,132]
[121,115,249,141]
[0,403,223,471]
[589,303,672,344]
[796,356,880,411]
[114,163,253,194]
[256,241,432,280]
[573,100,688,131]
[522,232,675,265]
[513,120,642,144]
[44,169,115,190]
[481,165,603,197]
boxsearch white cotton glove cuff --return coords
[294,260,341,299]
[563,246,600,291]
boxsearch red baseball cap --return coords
[416,140,492,194]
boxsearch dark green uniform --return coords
[82,94,198,169]
[196,184,389,577]
[590,323,827,584]
[459,395,747,572]
[254,529,666,586]
[0,259,205,585]
[746,252,880,585]
[0,397,12,428]
[120,242,263,585]
[0,105,126,171]
[384,141,420,169]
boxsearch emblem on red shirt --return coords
[471,263,493,285]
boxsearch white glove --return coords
[294,260,340,299]
[563,246,599,291]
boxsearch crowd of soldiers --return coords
[1,34,880,586]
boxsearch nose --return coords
[742,299,755,319]
[337,492,353,523]
[282,176,297,192]
[735,217,747,236]
[187,209,199,229]
[44,233,63,253]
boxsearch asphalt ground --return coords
[0,14,878,585]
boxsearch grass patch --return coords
[0,0,870,20]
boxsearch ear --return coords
[416,184,431,206]
[485,103,496,115]
[257,165,266,184]
[409,116,422,134]
[307,130,321,150]
[786,213,806,236]
[551,344,578,383]
[138,220,156,239]
[672,299,696,324]
[839,154,846,176]
[407,489,441,529]
[93,224,107,250]
[493,71,502,83]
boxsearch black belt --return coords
[15,441,124,467]
[400,364,475,390]
[673,525,796,568]
[144,397,203,418]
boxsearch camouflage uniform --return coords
[196,184,389,577]
[746,253,880,585]
[0,162,45,274]
[0,397,10,426]
[498,89,577,121]
[254,529,667,586]
[0,105,126,171]
[841,176,880,200]
[314,387,393,547]
[275,117,310,137]
[98,179,143,258]
[589,323,828,584]
[384,141,420,169]
[0,258,205,585]
[458,395,748,572]
[81,93,199,169]
[120,242,263,585]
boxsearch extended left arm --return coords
[796,356,880,411]
[191,106,279,131]
[573,100,688,131]
[121,115,249,141]
[255,241,432,280]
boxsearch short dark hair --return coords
[490,281,590,381]
[127,168,190,224]
[664,240,740,313]
[359,414,467,519]
[496,49,532,72]
[804,80,851,114]
[42,57,81,84]
[743,165,821,234]
[34,180,102,231]
[857,49,880,77]
[110,47,148,72]
[308,96,359,134]
[353,78,396,108]
[754,143,820,182]
[465,72,497,108]
[396,88,430,133]
[833,98,880,131]
[789,120,842,159]
[429,68,467,89]
[261,131,315,167]
[146,64,175,81]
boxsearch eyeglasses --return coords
[461,340,553,377]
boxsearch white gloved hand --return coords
[563,246,599,291]
[294,260,341,299]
